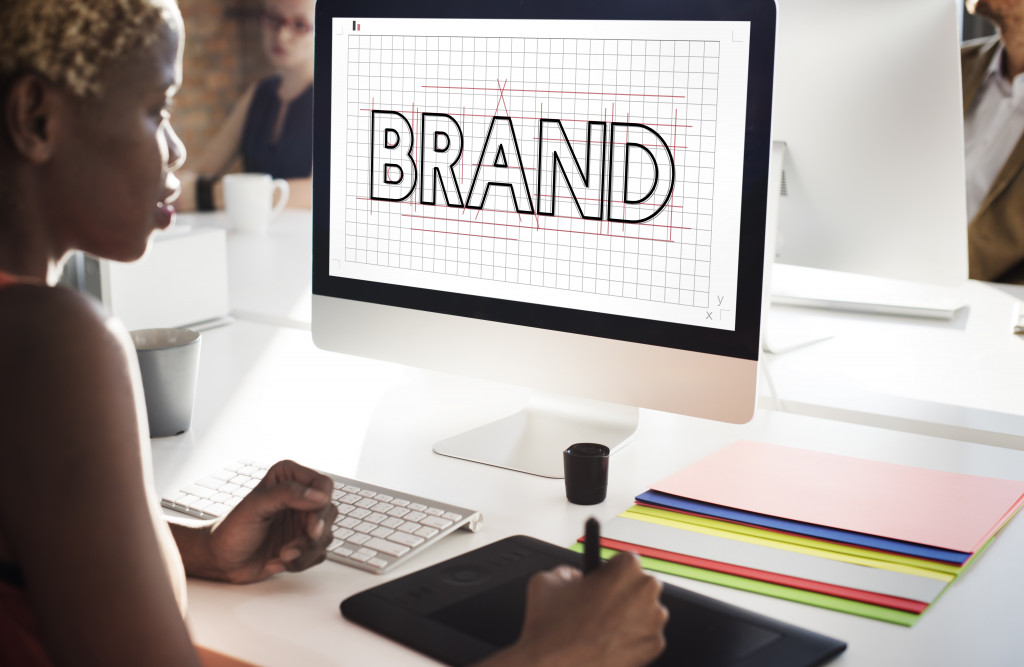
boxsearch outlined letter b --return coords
[370,110,417,202]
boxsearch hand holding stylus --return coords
[480,518,668,667]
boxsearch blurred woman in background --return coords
[178,0,315,211]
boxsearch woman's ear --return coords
[4,74,60,164]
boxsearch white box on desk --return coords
[78,225,230,331]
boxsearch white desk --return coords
[153,320,1024,666]
[763,280,1024,450]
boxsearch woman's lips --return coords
[155,202,176,229]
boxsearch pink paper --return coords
[651,440,1024,553]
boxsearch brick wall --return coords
[173,0,268,158]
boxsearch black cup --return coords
[563,443,610,505]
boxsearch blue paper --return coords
[635,490,970,565]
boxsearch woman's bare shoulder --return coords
[0,284,139,464]
[1,282,112,338]
[1,284,124,373]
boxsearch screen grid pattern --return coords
[344,35,720,307]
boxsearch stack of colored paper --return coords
[576,440,1024,625]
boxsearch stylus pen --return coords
[583,517,601,574]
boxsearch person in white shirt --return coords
[962,0,1024,283]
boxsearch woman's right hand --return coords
[482,552,669,667]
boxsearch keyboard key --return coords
[397,521,420,533]
[192,498,213,511]
[442,512,463,522]
[388,532,425,548]
[405,511,427,523]
[421,516,453,530]
[424,507,444,517]
[355,521,376,533]
[408,503,427,512]
[415,526,439,539]
[366,538,410,557]
[367,557,388,569]
[207,503,233,516]
[348,533,371,546]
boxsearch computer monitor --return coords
[311,0,776,477]
[770,0,968,301]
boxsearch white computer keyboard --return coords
[161,460,482,574]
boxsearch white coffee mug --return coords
[222,173,290,233]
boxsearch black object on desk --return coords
[340,535,847,667]
[564,443,610,505]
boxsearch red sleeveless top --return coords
[0,270,38,288]
[0,269,53,666]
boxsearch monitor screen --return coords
[312,0,776,476]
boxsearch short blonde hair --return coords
[0,0,177,97]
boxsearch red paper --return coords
[596,537,928,614]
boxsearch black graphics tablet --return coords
[341,535,847,666]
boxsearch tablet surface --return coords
[341,535,847,666]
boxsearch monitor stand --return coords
[433,391,638,479]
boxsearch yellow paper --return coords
[624,505,957,581]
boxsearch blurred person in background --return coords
[962,0,1024,283]
[178,0,314,211]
